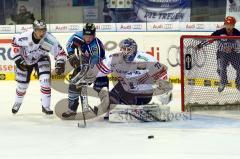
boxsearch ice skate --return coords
[218,84,226,93]
[62,109,77,118]
[12,103,22,114]
[103,111,109,120]
[42,106,53,115]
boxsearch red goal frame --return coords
[180,35,240,111]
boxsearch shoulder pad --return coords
[43,33,56,45]
[74,31,84,38]
[136,54,149,62]
[14,31,31,46]
[136,52,157,62]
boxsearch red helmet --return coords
[224,16,236,25]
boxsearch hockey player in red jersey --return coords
[11,19,67,114]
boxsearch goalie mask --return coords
[119,38,137,63]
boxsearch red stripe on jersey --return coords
[0,39,12,43]
[16,90,26,96]
[41,89,51,94]
[99,61,111,72]
[138,73,150,84]
[97,64,108,74]
[97,62,111,74]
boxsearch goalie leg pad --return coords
[109,104,170,123]
[96,87,110,114]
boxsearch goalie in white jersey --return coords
[95,38,173,119]
[11,19,67,115]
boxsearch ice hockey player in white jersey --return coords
[95,38,173,119]
[11,19,67,115]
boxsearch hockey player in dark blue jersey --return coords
[197,16,240,92]
[62,23,109,118]
[212,16,240,92]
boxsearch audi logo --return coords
[0,27,12,32]
[167,45,180,67]
[164,24,173,29]
[166,45,206,68]
[68,25,80,31]
[196,24,205,29]
[133,25,142,29]
[100,25,112,30]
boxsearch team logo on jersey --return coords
[13,47,20,53]
[137,63,146,70]
[18,37,28,42]
[91,47,97,55]
[84,50,90,57]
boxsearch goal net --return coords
[180,35,240,111]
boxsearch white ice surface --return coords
[1,81,240,159]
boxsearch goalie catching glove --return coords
[15,56,29,71]
[68,54,80,69]
[55,59,65,75]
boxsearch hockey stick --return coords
[77,84,99,128]
[78,84,88,128]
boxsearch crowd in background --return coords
[0,0,232,25]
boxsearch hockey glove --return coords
[195,43,204,50]
[68,54,80,69]
[55,59,65,75]
[15,57,28,71]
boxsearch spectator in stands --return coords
[11,5,35,24]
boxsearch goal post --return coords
[180,35,240,112]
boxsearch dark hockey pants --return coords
[109,82,152,105]
[217,52,240,88]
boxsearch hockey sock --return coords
[15,82,29,104]
[39,74,51,109]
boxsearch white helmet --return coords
[33,19,47,30]
[119,38,137,62]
